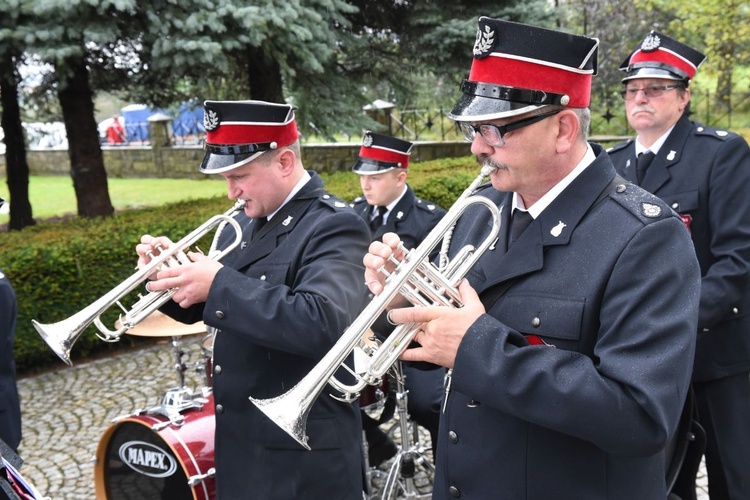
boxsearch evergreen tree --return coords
[0,0,35,230]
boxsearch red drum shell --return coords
[94,396,215,500]
[359,377,390,409]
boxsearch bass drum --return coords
[94,396,215,500]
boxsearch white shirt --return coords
[267,171,312,221]
[512,143,597,219]
[635,124,676,156]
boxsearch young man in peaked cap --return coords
[609,31,750,500]
[363,17,701,499]
[137,100,370,499]
[350,131,446,468]
[351,131,446,260]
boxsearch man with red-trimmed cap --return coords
[137,100,370,499]
[609,32,750,500]
[350,131,446,469]
[362,17,701,499]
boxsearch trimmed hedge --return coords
[1,155,482,373]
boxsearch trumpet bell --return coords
[250,388,314,450]
[33,319,74,366]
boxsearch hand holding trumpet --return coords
[364,232,486,369]
[136,234,224,308]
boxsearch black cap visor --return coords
[199,142,273,174]
[622,65,686,83]
[447,92,543,122]
[351,159,398,175]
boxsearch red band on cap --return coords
[629,49,697,79]
[207,122,299,147]
[469,55,592,107]
[359,147,410,168]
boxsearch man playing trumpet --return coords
[137,100,370,499]
[364,18,701,499]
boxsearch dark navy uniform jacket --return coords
[351,184,446,252]
[608,115,750,382]
[433,145,700,499]
[162,172,370,499]
[0,269,21,452]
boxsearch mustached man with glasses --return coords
[364,17,701,499]
[609,32,750,500]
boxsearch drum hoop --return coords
[163,424,210,500]
[94,415,212,500]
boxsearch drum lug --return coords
[188,467,216,487]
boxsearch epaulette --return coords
[319,193,351,211]
[608,181,674,225]
[415,198,441,212]
[606,139,633,154]
[694,124,738,142]
[351,196,367,206]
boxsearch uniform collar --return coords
[372,184,408,223]
[635,122,676,156]
[267,170,311,221]
[513,143,596,219]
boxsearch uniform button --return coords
[467,399,480,408]
[733,307,739,314]
[616,184,626,193]
[215,404,224,414]
[448,431,458,444]
[323,194,330,199]
[672,203,679,210]
[531,317,541,327]
[215,310,225,319]
[260,275,267,281]
[449,486,461,497]
[214,365,222,375]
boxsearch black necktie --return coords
[370,206,386,231]
[252,217,267,238]
[510,209,533,246]
[636,151,655,185]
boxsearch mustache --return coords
[630,105,655,116]
[476,155,506,171]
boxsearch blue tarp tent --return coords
[120,102,202,143]
[172,100,204,138]
[120,104,163,143]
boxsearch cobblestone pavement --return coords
[15,335,709,499]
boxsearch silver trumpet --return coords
[250,166,501,449]
[32,200,246,366]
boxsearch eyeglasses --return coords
[457,110,562,147]
[619,84,683,101]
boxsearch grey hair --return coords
[532,106,590,140]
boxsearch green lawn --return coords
[0,176,228,224]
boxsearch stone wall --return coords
[0,141,473,179]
